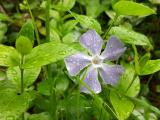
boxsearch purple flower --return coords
[64,30,126,94]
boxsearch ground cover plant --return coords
[0,0,160,120]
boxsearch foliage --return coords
[0,0,160,120]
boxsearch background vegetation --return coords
[0,0,160,120]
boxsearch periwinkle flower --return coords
[64,30,126,94]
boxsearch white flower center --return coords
[91,55,103,68]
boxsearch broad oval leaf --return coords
[23,42,77,68]
[53,0,75,11]
[117,64,140,97]
[16,36,33,55]
[113,1,156,16]
[110,91,134,120]
[0,45,20,67]
[56,72,69,91]
[140,59,160,75]
[7,66,41,92]
[62,20,77,35]
[0,90,32,119]
[109,26,152,47]
[18,20,34,43]
[72,12,102,33]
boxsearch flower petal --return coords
[80,30,103,55]
[101,36,126,61]
[81,66,101,94]
[64,53,91,76]
[99,64,124,85]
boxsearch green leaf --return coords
[150,0,160,4]
[37,80,50,96]
[140,59,160,75]
[23,42,77,68]
[18,20,34,43]
[7,66,41,92]
[139,53,151,67]
[56,72,69,92]
[16,36,33,55]
[28,112,49,120]
[62,20,77,35]
[0,13,12,22]
[72,12,102,33]
[0,71,6,81]
[0,45,20,67]
[129,97,160,115]
[110,91,134,120]
[132,45,140,74]
[109,26,152,47]
[117,64,140,97]
[86,0,109,18]
[113,1,156,16]
[50,29,61,42]
[0,22,7,43]
[63,94,91,120]
[63,31,81,43]
[53,0,75,11]
[0,90,31,119]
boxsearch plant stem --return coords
[132,44,140,74]
[76,81,80,120]
[46,0,51,42]
[103,15,118,39]
[20,55,24,120]
[26,0,40,44]
[45,0,57,119]
[48,66,57,120]
[78,68,118,119]
[20,55,24,94]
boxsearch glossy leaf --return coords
[113,1,156,16]
[53,0,75,11]
[109,26,152,47]
[63,31,81,43]
[0,45,20,67]
[7,66,41,92]
[110,91,134,120]
[16,36,33,55]
[0,90,31,119]
[86,0,109,18]
[117,64,140,97]
[18,20,34,43]
[62,20,77,35]
[140,59,160,75]
[23,42,77,68]
[72,12,102,33]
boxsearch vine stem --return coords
[126,45,140,93]
[46,0,51,42]
[20,55,24,120]
[25,0,40,44]
[45,0,57,119]
[103,15,118,39]
[78,68,118,119]
[20,55,24,94]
